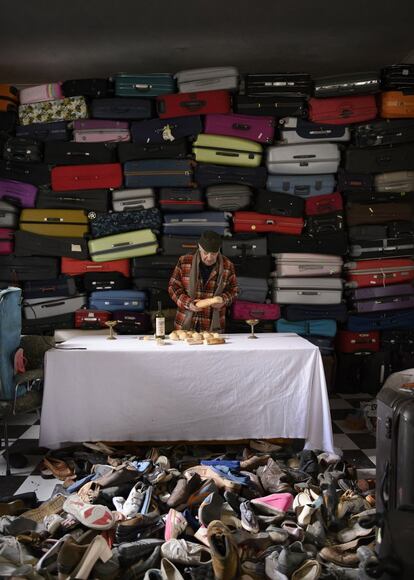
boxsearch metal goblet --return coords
[246,319,259,339]
[105,320,118,340]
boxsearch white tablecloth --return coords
[39,333,334,452]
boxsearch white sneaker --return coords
[112,496,125,512]
[122,482,146,519]
[161,539,211,566]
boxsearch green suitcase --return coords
[114,73,176,97]
[19,209,89,237]
[88,229,158,262]
[192,134,263,167]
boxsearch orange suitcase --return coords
[0,84,18,113]
[380,91,414,118]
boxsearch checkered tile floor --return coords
[0,393,376,500]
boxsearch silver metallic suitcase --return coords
[23,293,87,319]
[272,253,343,277]
[112,188,155,212]
[175,67,239,93]
[271,277,343,304]
[279,117,350,144]
[266,143,340,175]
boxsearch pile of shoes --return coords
[0,441,378,579]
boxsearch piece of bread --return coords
[187,338,204,345]
[195,296,223,309]
[204,337,226,345]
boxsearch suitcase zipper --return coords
[90,239,157,257]
[195,144,261,157]
[125,170,191,176]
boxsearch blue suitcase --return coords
[16,121,70,142]
[124,160,195,188]
[89,290,146,312]
[131,116,202,145]
[347,309,414,332]
[266,174,336,197]
[163,211,230,236]
[275,318,337,337]
[91,98,152,120]
[114,73,176,97]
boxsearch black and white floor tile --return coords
[0,393,377,500]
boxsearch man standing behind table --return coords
[168,230,239,332]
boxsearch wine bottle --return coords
[155,300,165,339]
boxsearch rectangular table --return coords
[39,333,334,452]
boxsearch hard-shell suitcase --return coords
[231,255,273,278]
[51,163,123,192]
[44,141,117,165]
[163,211,230,236]
[278,117,350,144]
[337,330,380,353]
[306,212,344,237]
[387,221,414,237]
[268,232,348,256]
[157,90,231,118]
[276,318,337,337]
[61,78,113,98]
[89,290,146,312]
[374,171,414,193]
[14,230,89,259]
[117,140,188,163]
[195,164,267,189]
[349,282,414,304]
[21,313,74,335]
[344,258,414,288]
[175,67,239,93]
[192,134,263,167]
[266,143,340,175]
[347,310,414,332]
[348,224,388,242]
[0,200,19,228]
[349,237,414,259]
[16,121,70,142]
[346,201,414,226]
[254,190,304,217]
[72,119,130,143]
[305,192,343,216]
[83,272,130,292]
[206,185,252,211]
[0,256,58,281]
[113,310,152,334]
[266,174,336,197]
[231,300,280,321]
[161,235,199,255]
[345,190,413,205]
[124,159,194,188]
[237,276,269,303]
[335,351,391,394]
[352,119,414,148]
[221,235,267,257]
[337,170,374,193]
[271,277,343,305]
[159,188,205,212]
[89,207,162,238]
[0,161,50,188]
[23,276,77,299]
[0,228,13,254]
[234,95,307,118]
[88,229,158,262]
[233,211,304,235]
[308,95,377,125]
[0,84,18,112]
[381,330,414,352]
[204,113,275,144]
[19,83,63,105]
[313,73,380,97]
[245,73,312,97]
[345,143,414,174]
[131,116,202,145]
[91,98,152,120]
[0,111,17,135]
[61,257,130,277]
[272,253,343,277]
[18,96,88,126]
[3,137,43,163]
[75,309,112,330]
[19,209,89,238]
[23,294,87,319]
[132,255,177,278]
[380,91,414,118]
[114,73,175,97]
[381,64,414,91]
[36,188,110,213]
[112,188,155,212]
[298,336,335,355]
[283,303,348,322]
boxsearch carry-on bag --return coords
[114,73,175,97]
[157,90,231,118]
[16,120,70,142]
[275,318,337,337]
[206,184,253,212]
[221,235,267,257]
[19,83,63,104]
[204,113,275,144]
[337,330,380,353]
[284,303,348,322]
[313,73,380,97]
[305,192,343,215]
[254,190,305,217]
[380,91,414,118]
[117,140,188,163]
[349,284,414,313]
[23,294,87,319]
[23,276,77,299]
[231,300,280,320]
[163,212,230,236]
[3,137,43,163]
[349,237,414,259]
[112,188,155,212]
[233,211,304,235]
[266,174,336,197]
[268,232,348,256]
[75,309,112,329]
[245,73,312,97]
[335,351,391,394]
[345,143,414,174]
[44,142,117,165]
[266,143,340,175]
[306,212,344,237]
[237,276,269,303]
[271,277,343,305]
[195,163,267,189]
[348,224,388,242]
[83,272,130,292]
[51,163,123,192]
[352,119,414,148]
[346,201,414,226]
[62,78,114,98]
[61,257,130,277]
[381,64,414,91]
[14,230,89,259]
[73,119,130,143]
[124,160,195,188]
[278,116,350,144]
[347,309,414,332]
[234,95,307,117]
[131,116,202,145]
[88,229,158,262]
[175,67,239,93]
[192,134,263,167]
[159,188,205,212]
[344,258,414,288]
[89,207,162,238]
[19,209,89,238]
[132,255,177,278]
[18,96,88,125]
[273,253,343,277]
[381,329,414,352]
[91,98,152,120]
[89,290,146,312]
[337,169,374,193]
[308,95,377,125]
[161,235,199,255]
[0,256,58,281]
[35,188,110,213]
[0,161,49,187]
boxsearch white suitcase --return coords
[271,277,343,304]
[23,294,87,319]
[266,143,340,175]
[112,188,155,212]
[279,117,350,144]
[374,171,414,193]
[175,67,239,93]
[272,253,343,277]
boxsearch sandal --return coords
[42,457,74,480]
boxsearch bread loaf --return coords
[195,296,223,309]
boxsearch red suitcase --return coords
[345,258,414,288]
[0,228,14,254]
[231,300,280,321]
[305,192,343,216]
[51,163,123,191]
[75,309,112,329]
[157,90,231,119]
[337,330,380,353]
[61,257,130,277]
[233,211,304,235]
[308,95,377,125]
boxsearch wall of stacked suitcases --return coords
[0,66,414,394]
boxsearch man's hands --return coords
[211,298,225,309]
[188,302,202,312]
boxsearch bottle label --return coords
[156,318,165,338]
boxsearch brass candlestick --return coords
[246,319,259,339]
[105,320,117,340]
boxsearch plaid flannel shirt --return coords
[168,253,239,331]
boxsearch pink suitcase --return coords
[0,228,14,254]
[19,83,63,105]
[73,119,131,143]
[204,113,275,144]
[231,299,280,320]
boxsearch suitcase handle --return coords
[134,83,152,91]
[265,219,275,225]
[180,100,206,111]
[298,291,319,295]
[43,301,65,308]
[377,155,392,163]
[250,309,265,315]
[113,242,131,248]
[44,217,63,222]
[340,108,353,118]
[216,151,239,158]
[293,154,315,159]
[66,151,91,157]
[293,186,310,194]
[232,123,250,131]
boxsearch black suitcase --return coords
[348,224,388,242]
[376,507,414,580]
[83,272,131,292]
[231,255,273,278]
[206,185,252,212]
[14,231,89,259]
[0,160,51,187]
[268,232,348,256]
[382,64,414,92]
[222,234,268,257]
[44,142,118,165]
[245,73,313,97]
[344,143,414,173]
[23,276,77,299]
[159,188,205,213]
[254,190,304,217]
[352,119,414,148]
[305,212,344,237]
[132,255,177,279]
[131,116,202,145]
[62,78,114,99]
[195,163,267,189]
[337,169,374,193]
[0,255,59,281]
[21,312,74,335]
[0,111,17,135]
[349,236,414,259]
[3,137,43,163]
[283,303,348,323]
[16,121,70,142]
[91,98,152,120]
[117,140,188,163]
[36,188,110,213]
[381,330,414,352]
[314,72,380,97]
[388,221,414,237]
[234,95,307,117]
[335,351,392,394]
[344,190,414,205]
[161,235,198,255]
[306,336,335,355]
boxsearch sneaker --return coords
[112,496,125,513]
[160,557,185,579]
[207,520,239,580]
[198,492,224,527]
[161,539,211,566]
[240,501,259,534]
[165,509,188,541]
[277,541,308,577]
[251,493,293,515]
[166,474,202,508]
[291,559,321,580]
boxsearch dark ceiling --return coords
[1,0,413,84]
